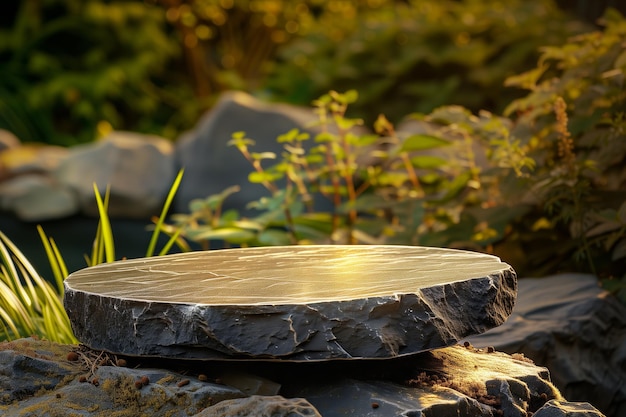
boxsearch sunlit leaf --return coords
[248,170,283,184]
[191,228,256,243]
[92,184,115,263]
[410,155,447,169]
[146,169,185,257]
[258,229,292,246]
[398,134,450,152]
[251,152,277,160]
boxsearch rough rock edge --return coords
[0,338,607,417]
[64,267,517,360]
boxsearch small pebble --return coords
[198,374,208,382]
[66,351,79,361]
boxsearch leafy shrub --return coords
[0,0,200,145]
[265,0,589,123]
[499,9,626,289]
[172,10,626,300]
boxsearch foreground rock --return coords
[64,246,517,360]
[0,338,605,417]
[467,274,626,417]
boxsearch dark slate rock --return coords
[287,345,569,417]
[0,339,76,403]
[197,395,322,417]
[63,246,517,360]
[534,400,607,417]
[293,379,493,417]
[0,338,606,417]
[466,274,626,417]
[0,350,245,416]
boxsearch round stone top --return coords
[65,245,511,306]
[63,245,517,360]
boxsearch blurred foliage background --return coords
[0,0,599,145]
[0,0,625,298]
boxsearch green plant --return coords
[265,0,589,123]
[172,9,626,294]
[0,170,188,342]
[0,0,201,145]
[0,229,76,343]
[170,90,486,248]
[499,8,626,287]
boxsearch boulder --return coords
[0,338,245,417]
[0,141,76,221]
[0,174,78,221]
[467,274,626,417]
[63,245,517,360]
[0,129,20,151]
[289,345,563,417]
[197,395,322,417]
[55,131,175,219]
[0,338,606,417]
[535,400,607,417]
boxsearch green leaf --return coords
[338,193,397,214]
[146,169,184,257]
[343,89,359,104]
[191,227,256,244]
[251,152,277,161]
[92,184,115,263]
[36,226,67,294]
[248,170,283,184]
[334,116,363,130]
[258,229,292,246]
[277,129,299,143]
[398,134,450,152]
[504,64,547,89]
[410,155,448,169]
[315,132,336,143]
[612,239,626,261]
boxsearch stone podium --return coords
[63,245,517,360]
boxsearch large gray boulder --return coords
[0,141,76,221]
[467,274,626,417]
[55,131,175,218]
[0,174,78,221]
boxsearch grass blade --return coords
[37,225,68,293]
[146,169,184,257]
[93,184,115,263]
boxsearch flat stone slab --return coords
[64,245,517,360]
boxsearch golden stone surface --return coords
[65,245,512,306]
